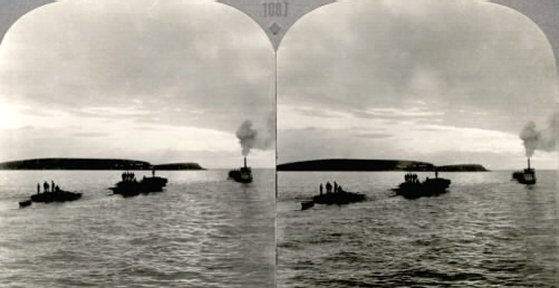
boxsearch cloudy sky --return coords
[278,0,558,170]
[0,0,275,168]
[1,0,557,170]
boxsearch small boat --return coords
[30,189,82,203]
[312,190,366,205]
[393,172,451,199]
[110,170,168,197]
[512,158,536,185]
[19,200,32,208]
[301,201,314,210]
[228,157,253,183]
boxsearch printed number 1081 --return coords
[263,1,288,17]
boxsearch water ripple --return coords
[0,170,275,287]
[278,171,557,287]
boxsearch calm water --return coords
[278,171,558,287]
[0,169,275,287]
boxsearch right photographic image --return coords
[276,1,557,287]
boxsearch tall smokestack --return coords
[244,157,247,168]
[527,158,530,169]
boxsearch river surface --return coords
[277,171,558,287]
[0,169,275,287]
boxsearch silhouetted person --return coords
[55,185,60,192]
[333,181,338,193]
[37,183,40,194]
[326,182,332,193]
[435,169,439,179]
[43,181,49,193]
[152,167,155,177]
[51,180,55,191]
[319,184,323,195]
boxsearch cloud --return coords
[0,0,275,166]
[277,101,541,167]
[354,132,393,139]
[0,0,274,132]
[71,132,110,138]
[353,107,444,120]
[279,0,556,130]
[277,0,557,168]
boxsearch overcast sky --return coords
[1,0,557,170]
[278,0,558,170]
[0,0,275,168]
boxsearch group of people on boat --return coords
[404,173,420,183]
[404,170,439,184]
[36,180,61,194]
[319,181,345,194]
[121,171,137,183]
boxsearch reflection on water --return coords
[278,171,557,287]
[0,169,275,287]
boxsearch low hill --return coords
[153,163,205,170]
[436,164,489,172]
[277,159,435,171]
[0,158,204,170]
[277,159,489,172]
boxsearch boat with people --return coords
[110,169,168,197]
[30,189,82,203]
[312,190,366,205]
[19,181,82,207]
[393,171,451,199]
[512,158,536,185]
[228,157,253,183]
[300,181,366,209]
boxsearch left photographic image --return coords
[0,1,275,287]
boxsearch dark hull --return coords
[393,178,451,199]
[110,176,168,197]
[301,201,315,210]
[512,170,536,185]
[312,191,366,205]
[19,200,32,208]
[228,170,252,183]
[30,190,82,203]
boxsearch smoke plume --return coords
[519,112,558,157]
[235,116,275,156]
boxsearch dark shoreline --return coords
[277,159,489,172]
[0,158,205,171]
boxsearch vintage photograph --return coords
[0,1,275,287]
[276,0,557,287]
[0,0,558,287]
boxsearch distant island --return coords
[436,164,488,172]
[153,163,204,170]
[0,158,205,170]
[277,159,488,172]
